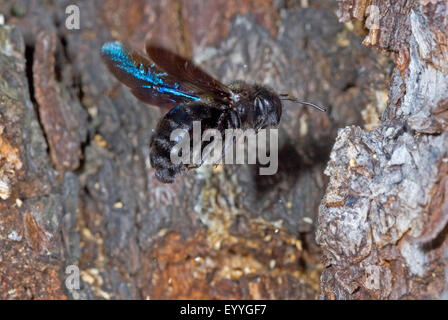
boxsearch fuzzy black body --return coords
[101,42,283,183]
[149,102,240,183]
[149,82,282,183]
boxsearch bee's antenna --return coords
[279,93,327,112]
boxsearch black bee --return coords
[101,42,325,183]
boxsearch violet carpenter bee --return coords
[101,42,325,183]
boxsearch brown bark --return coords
[318,0,448,299]
[0,0,413,300]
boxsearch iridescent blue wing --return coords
[101,42,201,109]
[145,45,232,102]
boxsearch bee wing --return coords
[145,44,232,103]
[101,42,200,109]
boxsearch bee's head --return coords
[229,82,325,131]
[252,85,282,130]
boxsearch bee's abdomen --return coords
[150,103,228,183]
[150,135,180,183]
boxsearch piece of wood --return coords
[318,0,448,299]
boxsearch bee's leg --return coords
[185,163,202,170]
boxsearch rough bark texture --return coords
[317,0,448,299]
[0,0,410,299]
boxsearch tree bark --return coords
[0,0,434,300]
[318,0,448,299]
